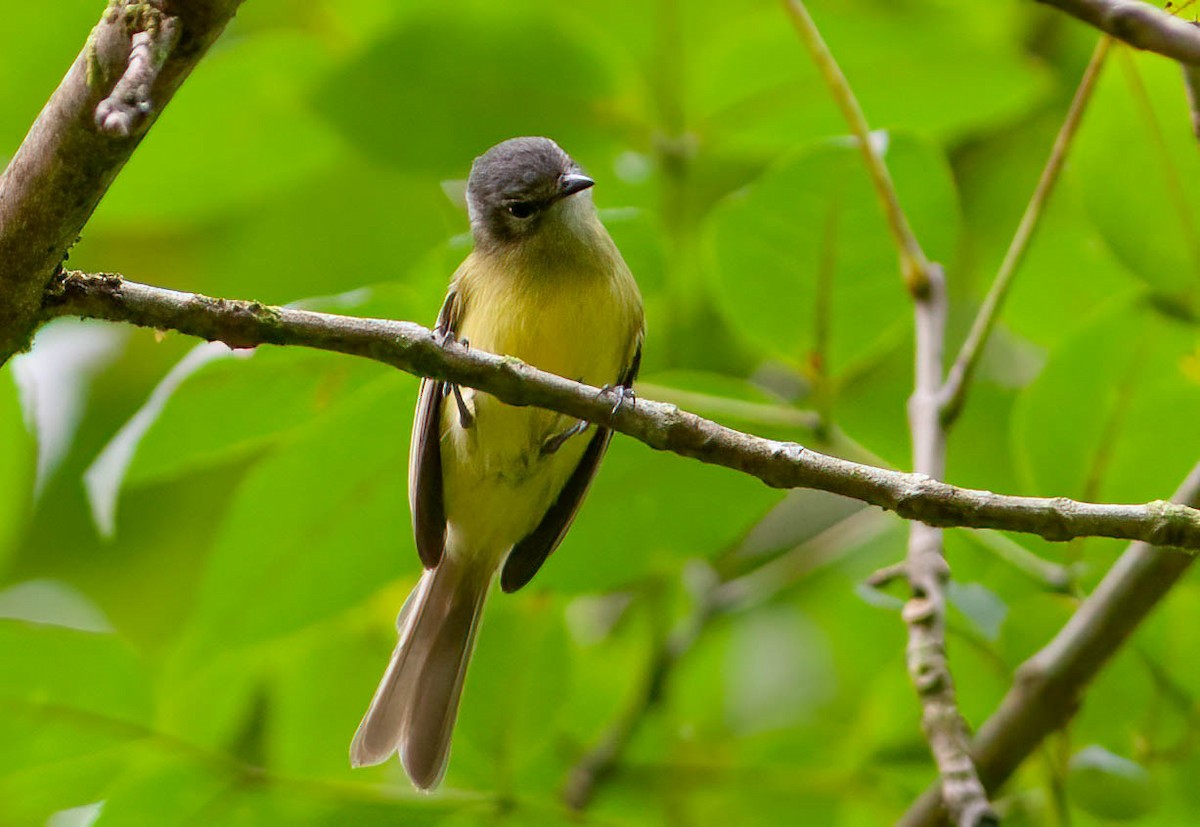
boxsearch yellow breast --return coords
[437,241,643,556]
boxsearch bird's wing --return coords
[409,290,460,569]
[500,339,642,593]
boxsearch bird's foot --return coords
[541,419,590,456]
[442,381,475,429]
[598,384,635,421]
[435,327,470,351]
[434,330,474,428]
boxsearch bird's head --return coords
[466,137,596,250]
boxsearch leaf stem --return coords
[940,37,1111,425]
[780,0,932,294]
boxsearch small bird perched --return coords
[350,137,645,789]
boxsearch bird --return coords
[349,137,645,790]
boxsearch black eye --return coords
[507,201,537,219]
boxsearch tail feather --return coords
[350,553,491,788]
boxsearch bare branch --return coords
[780,0,932,293]
[95,8,182,138]
[940,38,1111,425]
[1037,0,1200,64]
[906,265,997,827]
[899,462,1200,827]
[0,0,243,364]
[1183,57,1200,140]
[38,270,1200,553]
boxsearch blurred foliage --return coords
[2,0,1200,824]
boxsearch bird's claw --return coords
[598,384,635,421]
[541,419,590,456]
[435,328,470,351]
[442,381,474,429]
[434,330,473,428]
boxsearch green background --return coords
[3,0,1200,824]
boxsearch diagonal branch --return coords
[38,270,1200,548]
[1037,0,1200,64]
[940,37,1111,425]
[0,0,244,364]
[898,461,1200,827]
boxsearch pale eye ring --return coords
[507,201,537,219]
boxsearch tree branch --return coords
[94,7,182,138]
[0,0,243,364]
[940,37,1111,425]
[1038,0,1200,64]
[1183,53,1200,140]
[905,262,997,827]
[779,1,1000,818]
[35,270,1200,553]
[898,461,1200,827]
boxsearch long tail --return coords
[349,551,492,789]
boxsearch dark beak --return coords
[558,172,595,199]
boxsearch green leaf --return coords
[11,321,127,501]
[683,0,1049,152]
[189,163,464,303]
[0,621,152,823]
[92,760,237,827]
[0,2,98,154]
[84,283,424,536]
[449,594,572,795]
[534,435,783,594]
[640,369,817,442]
[91,32,343,226]
[314,4,622,178]
[725,606,835,734]
[1072,50,1200,301]
[954,110,1140,353]
[706,134,958,376]
[123,348,380,488]
[176,376,415,655]
[1068,745,1157,821]
[946,581,1007,643]
[0,366,32,565]
[1012,301,1200,502]
[91,755,463,826]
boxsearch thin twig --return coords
[898,461,1200,826]
[905,266,998,827]
[1037,0,1200,64]
[780,1,996,818]
[95,8,182,138]
[36,270,1200,552]
[780,0,932,293]
[940,38,1112,425]
[1183,59,1200,140]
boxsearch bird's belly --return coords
[439,283,628,554]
